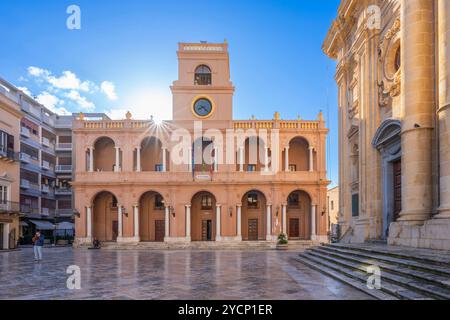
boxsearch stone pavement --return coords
[0,248,373,300]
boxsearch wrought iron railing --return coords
[0,201,20,213]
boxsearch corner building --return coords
[73,42,330,246]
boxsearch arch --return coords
[92,136,117,172]
[238,136,268,172]
[139,191,165,241]
[190,191,217,241]
[286,136,310,172]
[139,136,164,172]
[286,190,312,240]
[241,190,267,241]
[92,191,119,242]
[372,118,401,150]
[194,64,212,85]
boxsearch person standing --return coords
[32,230,44,262]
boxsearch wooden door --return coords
[112,221,118,241]
[154,220,165,242]
[248,219,258,241]
[393,160,402,221]
[289,218,300,238]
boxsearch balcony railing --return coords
[20,152,31,163]
[55,187,72,195]
[20,179,30,189]
[56,143,72,151]
[20,205,40,215]
[0,201,20,214]
[41,185,50,193]
[55,165,73,173]
[0,149,18,162]
[20,127,31,138]
[55,209,74,217]
[42,137,51,147]
[41,160,51,170]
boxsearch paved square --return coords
[0,248,372,300]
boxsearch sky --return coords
[0,0,340,186]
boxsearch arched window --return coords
[195,65,212,85]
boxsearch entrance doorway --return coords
[289,219,300,238]
[393,160,402,221]
[202,220,213,241]
[112,221,118,241]
[248,219,258,240]
[155,220,165,242]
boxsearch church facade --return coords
[323,0,450,249]
[73,42,330,246]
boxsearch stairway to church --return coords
[294,243,450,300]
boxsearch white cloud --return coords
[36,91,71,115]
[28,66,50,78]
[66,90,95,111]
[48,71,93,92]
[101,81,118,100]
[17,86,32,96]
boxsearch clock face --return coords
[193,98,213,118]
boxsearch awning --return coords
[29,220,55,230]
[19,221,29,227]
[56,222,74,230]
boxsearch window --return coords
[111,196,118,208]
[194,65,212,85]
[247,193,259,208]
[0,131,7,153]
[247,165,256,172]
[0,185,8,203]
[288,165,297,172]
[288,192,300,207]
[201,195,213,210]
[331,200,334,211]
[395,47,401,72]
[352,194,359,217]
[155,195,164,210]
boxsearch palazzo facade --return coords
[73,42,330,245]
[323,0,450,249]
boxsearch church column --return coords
[164,206,170,239]
[284,147,290,172]
[311,204,317,239]
[399,0,435,223]
[236,204,242,239]
[86,206,92,240]
[187,147,193,172]
[437,0,450,218]
[239,146,244,172]
[162,148,167,172]
[88,147,94,172]
[309,146,314,172]
[117,205,123,238]
[114,147,120,172]
[214,147,219,172]
[3,223,9,250]
[133,205,139,239]
[136,147,141,172]
[266,204,272,240]
[185,205,191,241]
[215,204,222,241]
[282,204,287,235]
[264,147,270,172]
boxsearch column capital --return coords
[185,204,191,208]
[216,204,222,208]
[236,204,242,208]
[135,146,141,150]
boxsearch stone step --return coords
[290,255,396,300]
[324,243,450,267]
[306,250,450,300]
[296,253,432,300]
[315,246,450,288]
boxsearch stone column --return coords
[311,204,317,239]
[266,204,272,240]
[309,146,314,172]
[136,147,141,172]
[3,223,9,249]
[187,147,193,172]
[215,204,222,241]
[437,0,450,218]
[114,147,120,172]
[264,147,269,172]
[86,206,92,239]
[284,147,290,172]
[399,0,435,223]
[162,148,167,172]
[88,147,94,172]
[117,205,123,238]
[133,205,139,239]
[239,146,244,172]
[164,206,170,239]
[236,204,242,239]
[282,204,287,235]
[214,147,219,172]
[185,205,191,240]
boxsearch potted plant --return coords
[276,233,288,250]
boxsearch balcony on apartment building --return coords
[0,201,20,214]
[54,187,72,196]
[55,143,73,151]
[55,165,73,173]
[0,149,18,162]
[20,126,31,138]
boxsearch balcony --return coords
[20,204,40,215]
[56,143,72,151]
[41,207,50,216]
[41,184,50,194]
[20,179,30,189]
[41,160,51,170]
[20,152,31,163]
[0,149,18,162]
[55,187,72,196]
[0,201,20,214]
[20,127,31,138]
[55,165,72,173]
[42,137,51,148]
[42,114,55,126]
[55,209,74,217]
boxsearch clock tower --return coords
[171,42,235,121]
